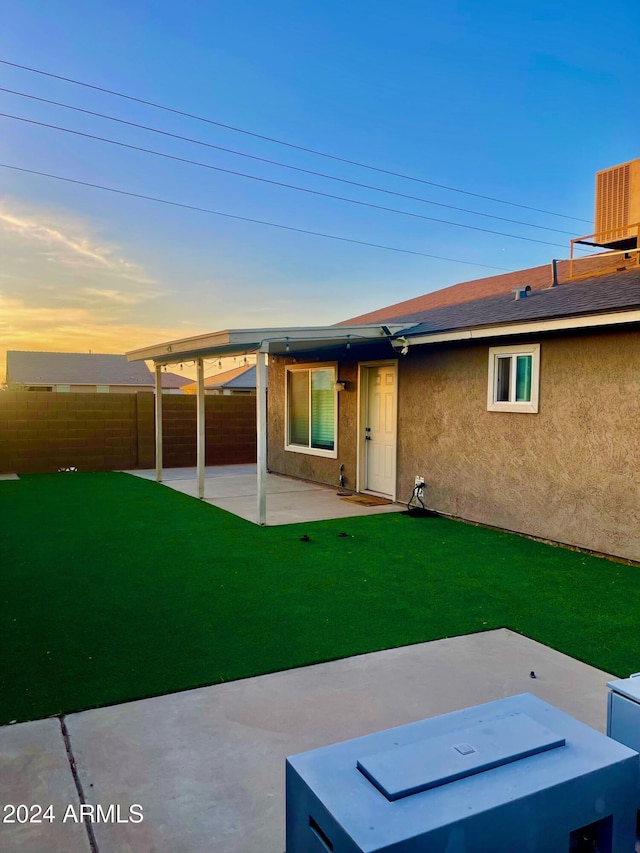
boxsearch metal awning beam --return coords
[154,364,163,483]
[126,324,411,366]
[196,357,205,500]
[256,348,267,526]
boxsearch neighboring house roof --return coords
[182,364,266,392]
[160,371,190,389]
[390,268,640,337]
[7,351,155,386]
[220,365,266,389]
[339,253,628,325]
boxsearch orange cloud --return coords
[0,199,190,381]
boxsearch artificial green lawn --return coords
[1,472,638,725]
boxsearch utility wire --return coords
[0,112,576,250]
[0,59,591,224]
[0,163,515,271]
[0,87,578,237]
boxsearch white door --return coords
[365,365,397,496]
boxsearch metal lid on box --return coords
[607,673,640,703]
[356,713,565,801]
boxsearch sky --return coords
[1,0,639,381]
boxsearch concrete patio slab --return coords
[128,464,258,481]
[53,629,613,853]
[124,465,405,526]
[211,487,402,524]
[0,718,90,853]
[155,473,318,499]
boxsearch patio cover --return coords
[127,324,409,524]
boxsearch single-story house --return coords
[127,162,640,562]
[5,351,188,394]
[127,254,639,563]
[181,364,265,395]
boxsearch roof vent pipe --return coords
[512,285,531,300]
[550,259,559,287]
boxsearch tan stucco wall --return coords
[396,329,640,562]
[268,330,640,562]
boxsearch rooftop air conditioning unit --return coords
[594,158,640,249]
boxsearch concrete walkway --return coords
[125,464,406,525]
[0,630,614,853]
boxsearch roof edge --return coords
[402,307,640,346]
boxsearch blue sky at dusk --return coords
[1,0,638,379]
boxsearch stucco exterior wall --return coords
[267,329,640,562]
[395,329,639,563]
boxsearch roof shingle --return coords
[339,253,632,326]
[398,268,640,337]
[7,352,155,386]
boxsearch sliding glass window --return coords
[286,365,337,456]
[487,344,540,413]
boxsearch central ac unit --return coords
[594,158,640,249]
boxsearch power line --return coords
[0,163,515,271]
[0,58,591,224]
[0,87,578,237]
[0,112,576,250]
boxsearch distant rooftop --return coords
[161,371,191,389]
[6,351,187,388]
[182,364,265,392]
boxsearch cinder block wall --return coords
[0,392,256,473]
[160,395,258,467]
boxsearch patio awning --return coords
[126,323,411,525]
[126,323,411,364]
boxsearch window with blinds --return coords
[287,365,337,456]
[288,370,310,446]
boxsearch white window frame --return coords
[285,362,338,458]
[487,343,540,413]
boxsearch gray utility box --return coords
[286,693,639,853]
[607,673,640,753]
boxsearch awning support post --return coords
[256,348,267,526]
[154,364,163,482]
[196,357,206,499]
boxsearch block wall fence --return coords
[0,392,257,474]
